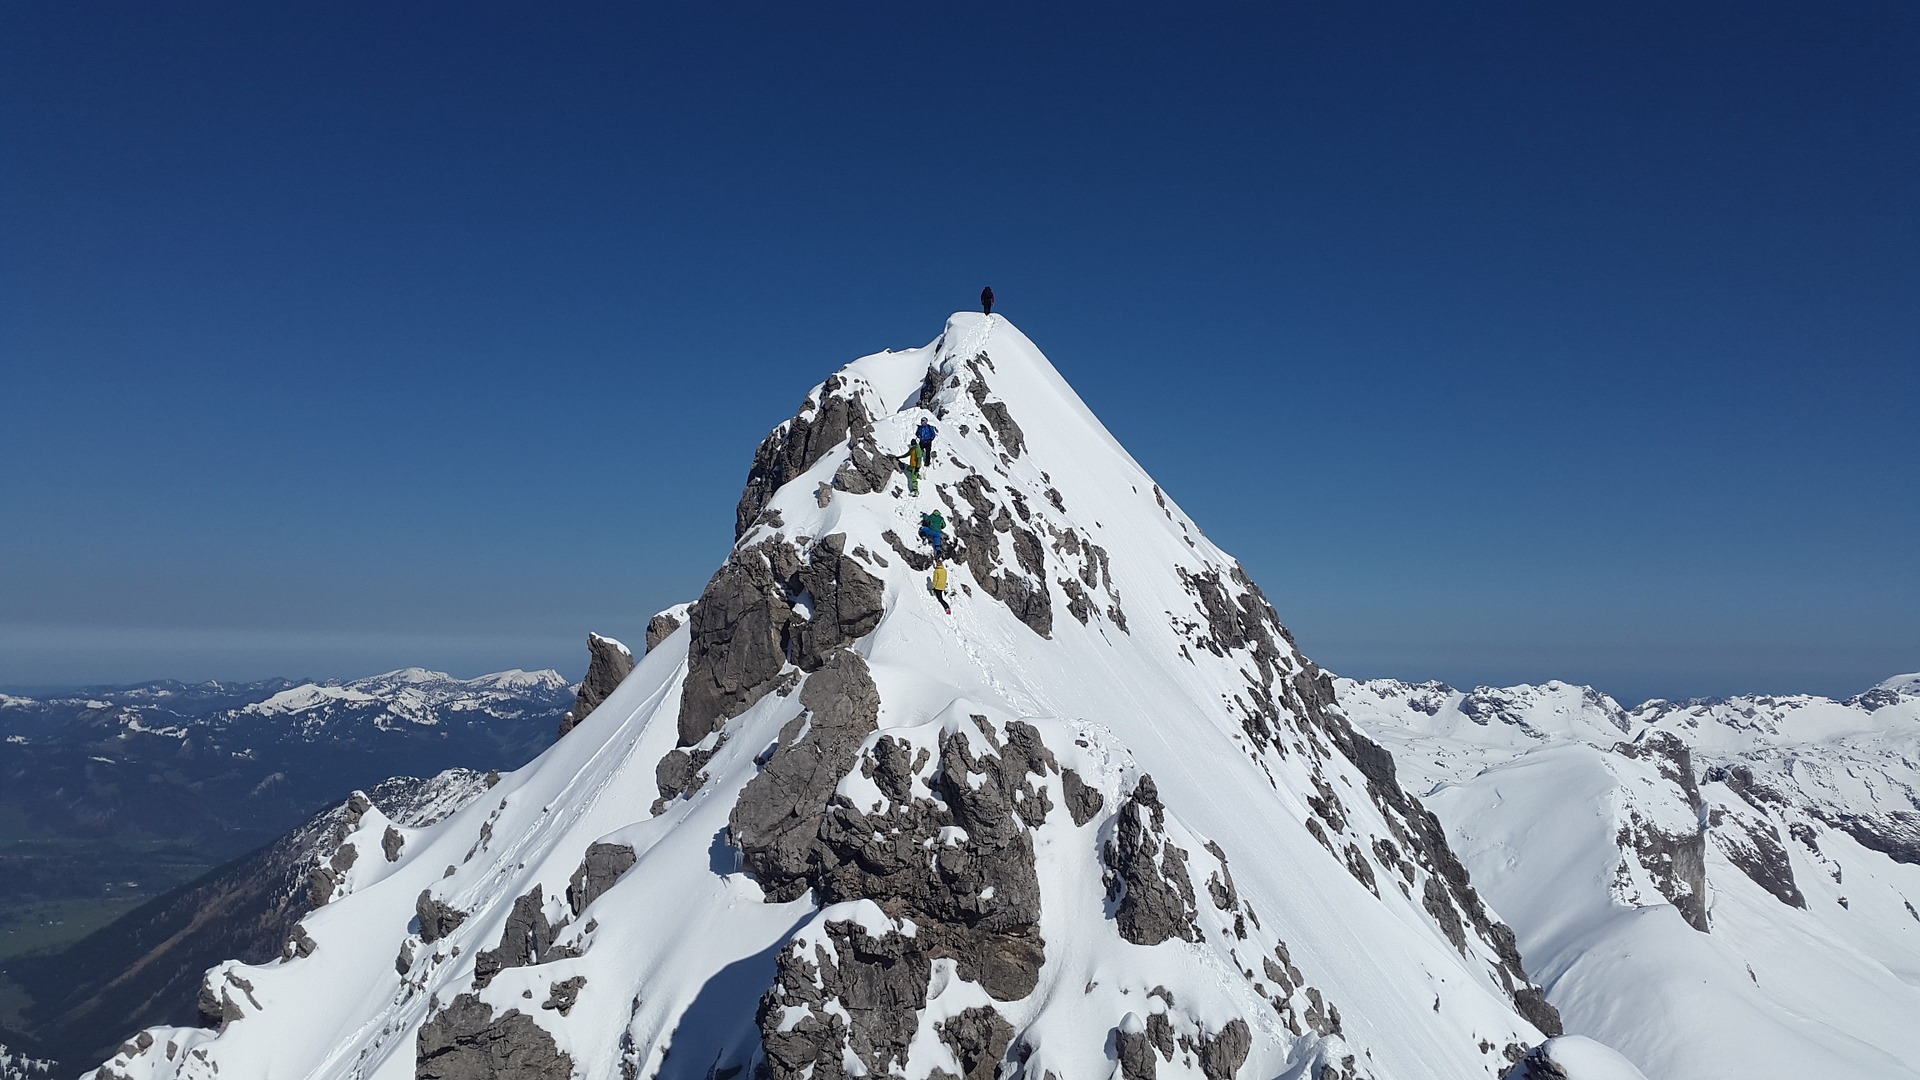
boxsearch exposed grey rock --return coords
[1501,1040,1574,1080]
[1115,1017,1159,1080]
[831,409,898,497]
[730,648,883,899]
[965,361,1026,458]
[1104,775,1200,945]
[944,476,1053,638]
[653,734,728,812]
[736,374,871,539]
[1422,873,1468,952]
[473,885,578,989]
[281,924,317,961]
[1820,810,1920,867]
[735,651,1055,1076]
[1202,840,1239,912]
[559,632,635,739]
[1193,1018,1251,1080]
[307,835,358,908]
[540,976,585,1017]
[1612,733,1709,931]
[759,921,930,1080]
[1292,653,1563,1036]
[936,1006,1014,1080]
[416,993,573,1080]
[417,890,468,944]
[881,528,935,572]
[679,533,888,747]
[646,607,687,652]
[678,539,803,745]
[384,825,406,862]
[1059,576,1093,623]
[790,534,887,671]
[1303,986,1341,1036]
[1061,767,1105,826]
[194,970,257,1030]
[1709,805,1806,909]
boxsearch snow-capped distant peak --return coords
[468,669,570,692]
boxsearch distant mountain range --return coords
[0,667,574,1075]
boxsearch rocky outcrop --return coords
[654,732,730,811]
[416,890,468,944]
[1611,734,1709,932]
[193,970,257,1031]
[416,994,572,1080]
[566,842,636,917]
[678,533,886,746]
[558,633,634,738]
[789,534,887,669]
[934,1007,1015,1080]
[733,651,1061,1075]
[1062,767,1105,826]
[759,919,930,1080]
[1709,804,1805,909]
[679,539,801,744]
[1104,776,1200,945]
[306,791,372,907]
[943,475,1052,638]
[736,374,872,539]
[540,976,585,1017]
[646,605,690,651]
[1113,1007,1249,1080]
[963,353,1026,459]
[473,885,578,988]
[1821,810,1920,867]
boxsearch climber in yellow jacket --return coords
[931,560,951,614]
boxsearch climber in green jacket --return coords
[918,510,946,555]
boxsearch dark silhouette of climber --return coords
[981,286,994,315]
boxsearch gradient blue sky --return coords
[3,2,1914,702]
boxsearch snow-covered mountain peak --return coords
[94,313,1566,1080]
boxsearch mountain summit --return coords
[93,314,1571,1080]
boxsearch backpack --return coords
[922,511,945,531]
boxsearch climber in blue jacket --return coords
[915,418,938,465]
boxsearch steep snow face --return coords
[92,314,1560,1080]
[1340,675,1920,1080]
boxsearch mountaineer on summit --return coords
[981,286,994,315]
[919,509,946,555]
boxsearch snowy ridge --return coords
[1337,674,1920,1079]
[91,314,1564,1080]
[240,669,572,732]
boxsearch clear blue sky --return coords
[3,2,1914,703]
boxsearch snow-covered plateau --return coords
[86,314,1582,1080]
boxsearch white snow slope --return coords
[92,315,1572,1080]
[1338,676,1920,1079]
